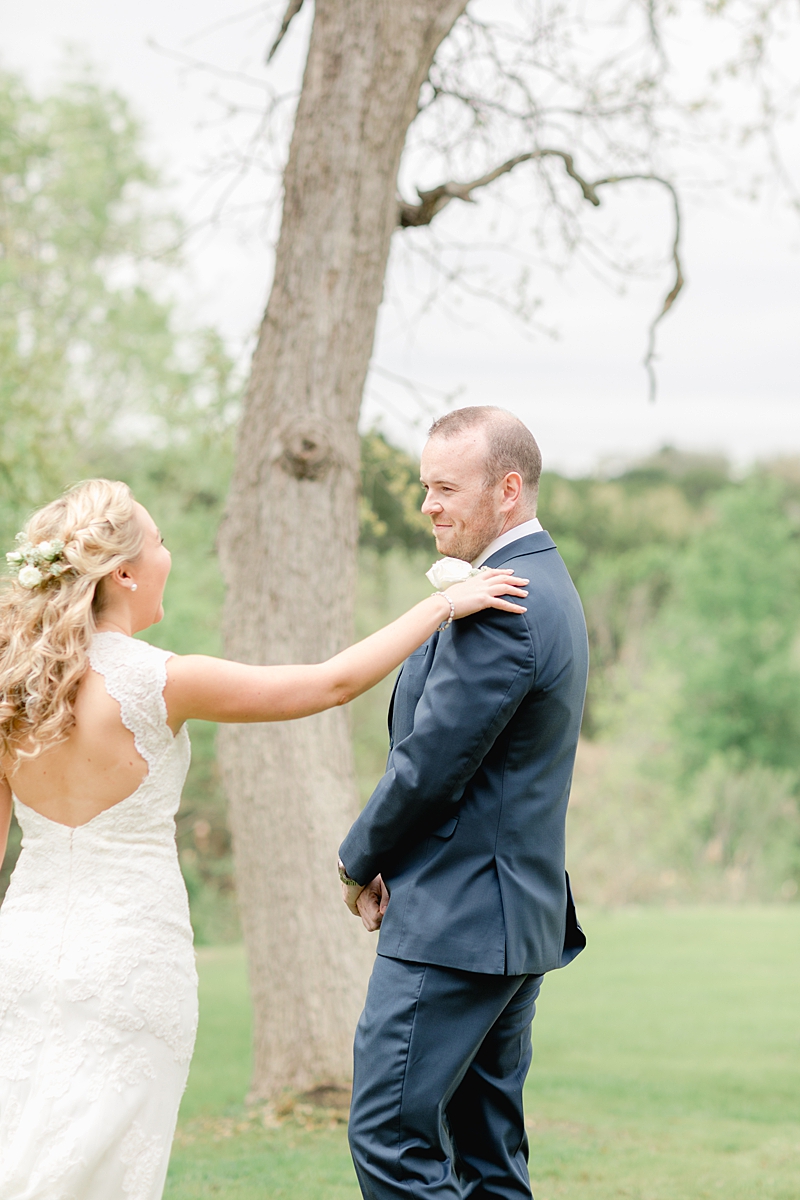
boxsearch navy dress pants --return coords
[348,954,544,1200]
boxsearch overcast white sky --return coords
[4,0,799,474]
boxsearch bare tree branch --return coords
[592,174,684,401]
[267,0,305,63]
[148,36,276,91]
[643,0,668,67]
[397,149,600,227]
[398,152,684,400]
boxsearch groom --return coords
[338,406,588,1200]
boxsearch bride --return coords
[0,478,528,1200]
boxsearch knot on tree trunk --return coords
[277,418,337,481]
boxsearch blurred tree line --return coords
[1,66,799,928]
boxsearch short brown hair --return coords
[428,406,542,498]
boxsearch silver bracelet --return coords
[434,591,455,632]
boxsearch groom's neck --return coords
[490,506,536,545]
[468,508,537,565]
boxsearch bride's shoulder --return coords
[90,631,176,676]
[89,633,184,740]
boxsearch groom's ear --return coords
[498,471,524,511]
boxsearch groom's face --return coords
[420,431,506,562]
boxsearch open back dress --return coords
[0,632,198,1200]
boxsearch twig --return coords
[147,37,275,91]
[592,174,684,401]
[267,0,306,62]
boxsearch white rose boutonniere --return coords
[426,557,481,590]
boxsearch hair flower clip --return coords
[6,536,69,588]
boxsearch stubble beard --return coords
[435,493,504,563]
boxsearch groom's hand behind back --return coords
[354,875,389,932]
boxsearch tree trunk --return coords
[218,0,468,1100]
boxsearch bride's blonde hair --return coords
[0,479,144,762]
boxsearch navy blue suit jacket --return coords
[339,531,588,976]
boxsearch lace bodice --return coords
[0,632,198,1200]
[91,631,189,777]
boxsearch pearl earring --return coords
[130,583,138,592]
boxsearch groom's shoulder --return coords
[489,530,567,581]
[492,532,583,617]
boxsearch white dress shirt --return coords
[472,517,543,568]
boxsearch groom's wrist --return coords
[338,858,363,888]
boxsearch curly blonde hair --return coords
[0,479,144,762]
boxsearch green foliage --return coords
[359,429,431,554]
[609,444,732,505]
[539,469,696,733]
[663,477,800,774]
[167,912,800,1198]
[529,458,800,904]
[0,65,167,517]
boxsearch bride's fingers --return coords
[487,578,528,591]
[481,574,528,586]
[489,597,528,612]
[485,587,528,600]
[485,578,528,595]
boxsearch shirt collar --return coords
[472,517,543,568]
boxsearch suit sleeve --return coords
[338,608,535,885]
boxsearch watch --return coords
[338,858,363,888]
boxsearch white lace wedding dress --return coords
[0,633,199,1200]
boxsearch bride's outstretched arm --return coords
[163,568,528,728]
[0,777,11,869]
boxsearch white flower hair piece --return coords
[425,557,489,590]
[6,535,71,589]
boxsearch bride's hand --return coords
[442,568,529,620]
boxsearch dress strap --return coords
[88,632,175,767]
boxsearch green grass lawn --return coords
[165,908,800,1199]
